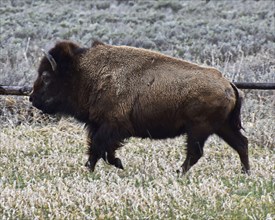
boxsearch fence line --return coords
[0,86,32,96]
[233,82,275,90]
[0,83,275,96]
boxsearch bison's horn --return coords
[41,49,57,71]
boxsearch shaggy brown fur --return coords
[30,40,249,174]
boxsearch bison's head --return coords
[30,41,84,115]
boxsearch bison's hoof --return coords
[114,158,124,170]
[85,161,95,172]
[176,169,183,176]
[176,168,187,176]
[241,168,251,175]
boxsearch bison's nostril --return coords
[29,96,33,102]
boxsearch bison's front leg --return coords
[85,140,124,171]
[106,146,124,170]
[85,140,102,172]
[85,124,124,172]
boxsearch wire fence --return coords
[1,83,275,96]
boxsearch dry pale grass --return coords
[0,118,274,219]
[1,1,274,219]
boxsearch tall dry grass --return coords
[1,118,274,219]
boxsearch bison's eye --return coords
[41,72,51,85]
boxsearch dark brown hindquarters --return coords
[216,83,250,174]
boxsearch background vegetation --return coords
[0,0,274,219]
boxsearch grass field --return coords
[1,0,275,219]
[0,118,274,219]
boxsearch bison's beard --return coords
[33,98,76,118]
[32,97,61,115]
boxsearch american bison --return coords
[30,40,250,174]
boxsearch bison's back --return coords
[83,45,237,138]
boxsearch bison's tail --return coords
[230,82,244,131]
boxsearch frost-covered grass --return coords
[0,120,274,219]
[0,0,275,219]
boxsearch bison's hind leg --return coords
[180,129,211,174]
[216,123,250,174]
